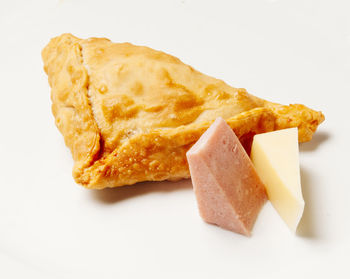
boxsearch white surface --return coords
[0,0,349,278]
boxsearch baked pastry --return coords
[42,34,324,189]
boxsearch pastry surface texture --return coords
[42,34,325,189]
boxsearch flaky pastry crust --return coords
[42,34,324,189]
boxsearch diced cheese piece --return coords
[250,128,304,232]
[186,117,267,236]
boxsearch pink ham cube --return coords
[186,117,267,236]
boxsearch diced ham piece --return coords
[186,117,267,236]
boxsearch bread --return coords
[42,34,324,189]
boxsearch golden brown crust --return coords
[42,33,325,189]
[42,34,101,174]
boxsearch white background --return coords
[1,0,349,278]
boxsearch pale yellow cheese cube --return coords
[250,128,304,232]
